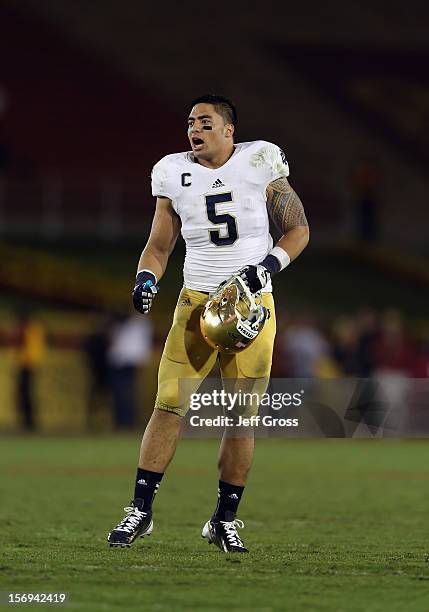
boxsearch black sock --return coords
[212,480,244,522]
[134,468,164,512]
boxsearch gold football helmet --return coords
[200,274,268,353]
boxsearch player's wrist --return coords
[135,269,157,288]
[260,247,290,276]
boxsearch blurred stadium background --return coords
[2,4,429,611]
[0,0,428,433]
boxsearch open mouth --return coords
[191,137,204,149]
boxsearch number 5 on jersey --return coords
[205,193,238,246]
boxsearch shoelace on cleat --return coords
[114,506,146,534]
[220,519,245,548]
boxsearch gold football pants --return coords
[155,287,276,417]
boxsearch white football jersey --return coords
[151,140,289,292]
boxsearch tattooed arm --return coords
[266,177,309,262]
[236,176,309,294]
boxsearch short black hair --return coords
[190,94,238,127]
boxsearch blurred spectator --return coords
[373,309,415,375]
[282,313,331,378]
[413,337,429,378]
[15,313,46,430]
[83,312,112,430]
[108,312,153,430]
[331,315,359,375]
[372,309,416,428]
[351,156,382,243]
[355,307,379,377]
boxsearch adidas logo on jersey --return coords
[181,297,192,307]
[211,178,225,188]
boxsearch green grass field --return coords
[1,436,429,611]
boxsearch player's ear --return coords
[224,123,234,138]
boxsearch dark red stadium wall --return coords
[0,5,184,181]
[267,42,429,172]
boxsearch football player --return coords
[108,94,309,552]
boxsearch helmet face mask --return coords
[200,275,268,353]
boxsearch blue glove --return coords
[236,265,271,294]
[237,255,281,294]
[132,270,158,314]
